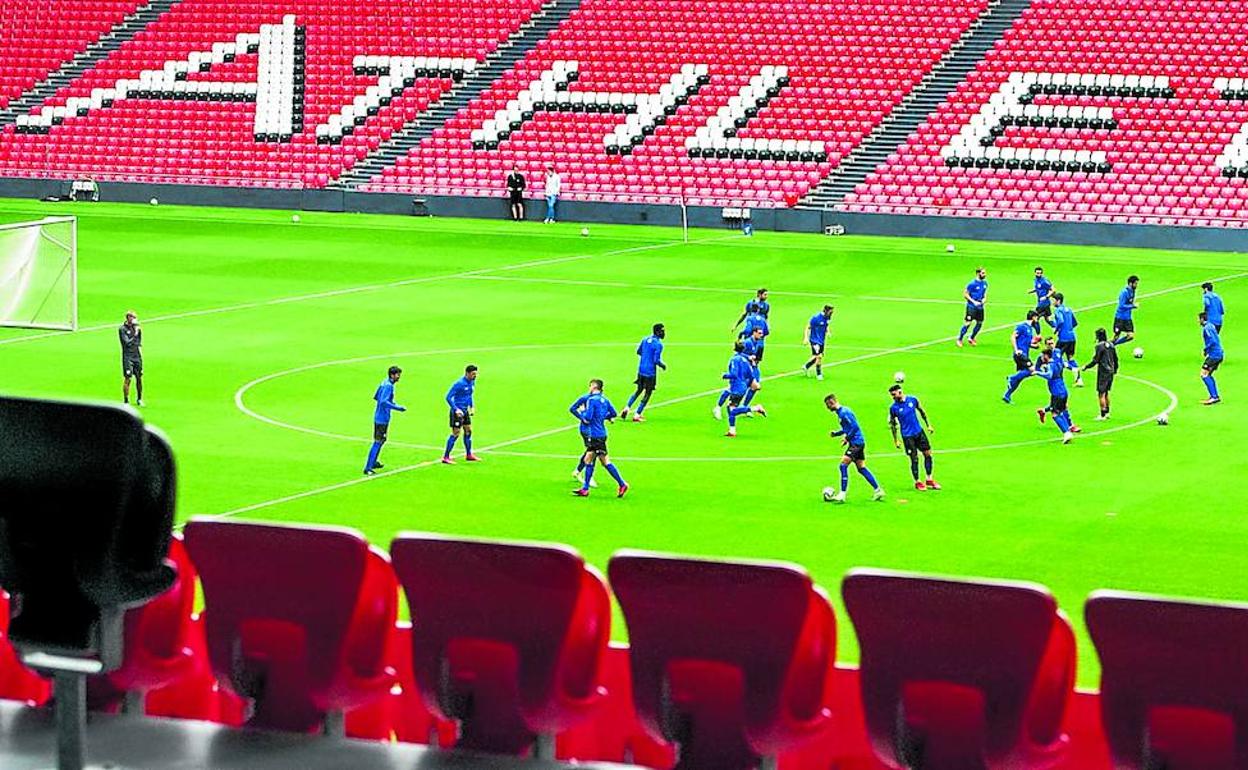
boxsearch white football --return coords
[822,487,837,502]
[893,371,906,383]
[945,244,955,253]
[291,214,301,223]
[149,197,159,206]
[1156,412,1169,425]
[580,227,590,237]
[1132,347,1144,359]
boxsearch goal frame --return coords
[0,216,78,331]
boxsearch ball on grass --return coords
[893,371,906,383]
[291,214,301,223]
[1156,412,1170,426]
[822,487,837,502]
[945,244,955,253]
[580,226,590,237]
[1132,347,1144,359]
[149,197,159,206]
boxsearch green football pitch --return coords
[2,198,1246,685]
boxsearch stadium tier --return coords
[0,0,146,109]
[842,0,1248,226]
[362,0,991,206]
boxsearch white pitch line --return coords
[208,270,1243,518]
[458,274,1035,308]
[0,236,727,348]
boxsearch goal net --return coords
[0,216,77,331]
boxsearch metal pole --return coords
[53,672,87,770]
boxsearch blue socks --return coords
[717,390,730,407]
[443,435,457,458]
[1053,412,1072,432]
[637,396,649,415]
[626,391,640,408]
[364,441,383,472]
[839,464,849,492]
[858,466,880,490]
[958,324,969,341]
[1204,375,1219,399]
[1005,370,1030,398]
[464,435,473,455]
[971,321,983,340]
[924,455,934,477]
[728,406,751,426]
[605,463,625,486]
[582,463,594,490]
[743,389,756,406]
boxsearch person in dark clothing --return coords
[506,167,526,221]
[1083,327,1119,420]
[119,310,144,406]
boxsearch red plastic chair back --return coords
[184,518,397,733]
[1086,590,1248,770]
[608,550,836,770]
[0,590,50,705]
[389,533,610,755]
[842,569,1073,769]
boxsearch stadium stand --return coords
[842,569,1075,769]
[608,551,837,770]
[1086,591,1248,769]
[389,534,611,757]
[0,1,147,110]
[362,0,994,206]
[0,0,547,187]
[840,0,1248,226]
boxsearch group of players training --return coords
[354,268,1228,503]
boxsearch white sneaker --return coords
[872,487,886,502]
[712,405,722,420]
[726,426,737,437]
[816,373,824,381]
[1062,431,1074,444]
[831,490,847,503]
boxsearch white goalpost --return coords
[0,216,78,331]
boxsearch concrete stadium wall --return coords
[3,176,1246,252]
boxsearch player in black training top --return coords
[506,166,526,221]
[119,310,144,406]
[1083,327,1119,420]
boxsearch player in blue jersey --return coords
[442,364,480,464]
[621,323,666,422]
[732,288,770,333]
[571,378,628,497]
[957,267,988,347]
[1003,310,1041,403]
[1202,282,1225,333]
[1046,292,1084,387]
[718,342,766,436]
[568,389,598,488]
[1111,275,1139,347]
[803,305,834,380]
[1034,347,1077,443]
[888,384,939,491]
[1029,266,1054,321]
[1200,311,1224,405]
[364,366,406,475]
[739,308,770,349]
[740,326,766,409]
[824,394,884,503]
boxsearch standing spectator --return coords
[119,311,144,406]
[543,165,562,223]
[506,166,526,221]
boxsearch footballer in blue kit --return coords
[1003,310,1041,403]
[1034,346,1079,443]
[1112,275,1140,347]
[804,305,834,379]
[957,267,988,347]
[571,378,629,497]
[823,394,884,503]
[622,323,666,422]
[733,288,770,333]
[740,326,766,409]
[1046,292,1084,387]
[442,364,480,464]
[568,390,599,488]
[1200,311,1224,405]
[364,365,405,475]
[716,342,766,435]
[888,385,939,490]
[1030,266,1054,320]
[1202,282,1225,333]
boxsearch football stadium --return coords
[0,1,1246,769]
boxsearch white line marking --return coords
[0,236,733,348]
[208,270,1241,518]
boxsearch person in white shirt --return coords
[543,165,562,223]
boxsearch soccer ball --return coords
[291,214,301,223]
[822,487,837,502]
[1132,347,1144,359]
[580,227,590,237]
[893,371,906,383]
[149,197,159,206]
[1156,412,1170,425]
[945,244,955,253]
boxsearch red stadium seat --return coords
[0,591,51,706]
[1086,590,1248,770]
[183,518,398,734]
[389,533,611,756]
[842,568,1075,770]
[608,550,837,770]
